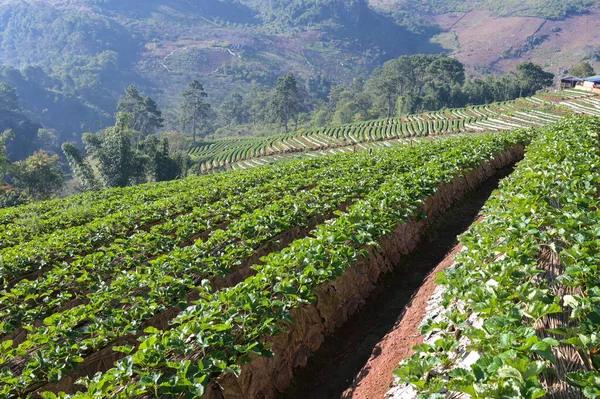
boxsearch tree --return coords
[62,142,98,190]
[180,80,211,142]
[514,62,554,97]
[0,82,41,160]
[0,82,19,112]
[269,73,303,133]
[367,66,401,118]
[570,62,596,78]
[246,85,271,125]
[117,85,164,147]
[142,135,180,182]
[312,107,331,127]
[218,92,250,126]
[0,130,13,182]
[164,131,187,155]
[425,56,465,86]
[81,113,147,188]
[307,74,332,101]
[11,151,63,200]
[36,128,59,151]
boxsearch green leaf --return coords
[497,366,523,381]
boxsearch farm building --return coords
[583,75,600,87]
[560,76,583,89]
[561,75,600,93]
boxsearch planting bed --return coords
[391,116,600,398]
[5,116,600,399]
[281,166,515,399]
[189,91,599,173]
[1,131,531,398]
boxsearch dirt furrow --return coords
[279,165,515,399]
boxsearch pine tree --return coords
[180,80,211,142]
[117,85,164,147]
[269,73,303,133]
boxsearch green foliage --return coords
[189,90,597,172]
[117,85,164,146]
[141,136,181,182]
[218,92,250,127]
[364,55,553,117]
[63,113,185,190]
[0,82,41,160]
[514,61,555,95]
[83,113,147,188]
[0,129,532,397]
[269,73,304,133]
[570,62,596,78]
[0,66,112,144]
[10,151,63,200]
[180,80,211,142]
[394,116,600,398]
[0,0,584,152]
[365,54,466,117]
[0,184,28,208]
[0,129,12,181]
[61,142,98,190]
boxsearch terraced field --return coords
[190,89,599,172]
[391,116,600,399]
[1,127,535,398]
[2,91,600,398]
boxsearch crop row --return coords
[227,135,477,173]
[1,152,390,335]
[190,92,595,173]
[0,173,227,250]
[393,116,600,398]
[3,130,534,398]
[0,136,459,396]
[0,139,444,332]
[0,158,344,283]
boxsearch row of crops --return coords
[0,129,533,397]
[188,90,599,173]
[225,135,471,172]
[392,116,600,398]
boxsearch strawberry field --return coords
[0,126,535,398]
[188,91,599,173]
[1,99,600,398]
[392,116,600,399]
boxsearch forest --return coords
[1,51,591,207]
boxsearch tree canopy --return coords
[117,85,164,147]
[11,150,63,200]
[570,62,596,78]
[268,73,304,133]
[180,81,211,142]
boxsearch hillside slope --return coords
[0,0,597,144]
[370,0,600,75]
[0,0,438,119]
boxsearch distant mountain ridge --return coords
[0,0,597,149]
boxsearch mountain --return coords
[370,0,600,75]
[0,0,439,129]
[0,0,597,154]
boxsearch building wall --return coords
[583,81,596,89]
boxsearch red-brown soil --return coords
[433,11,545,72]
[279,166,513,399]
[426,9,600,75]
[343,243,463,399]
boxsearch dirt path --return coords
[280,166,513,399]
[343,242,464,399]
